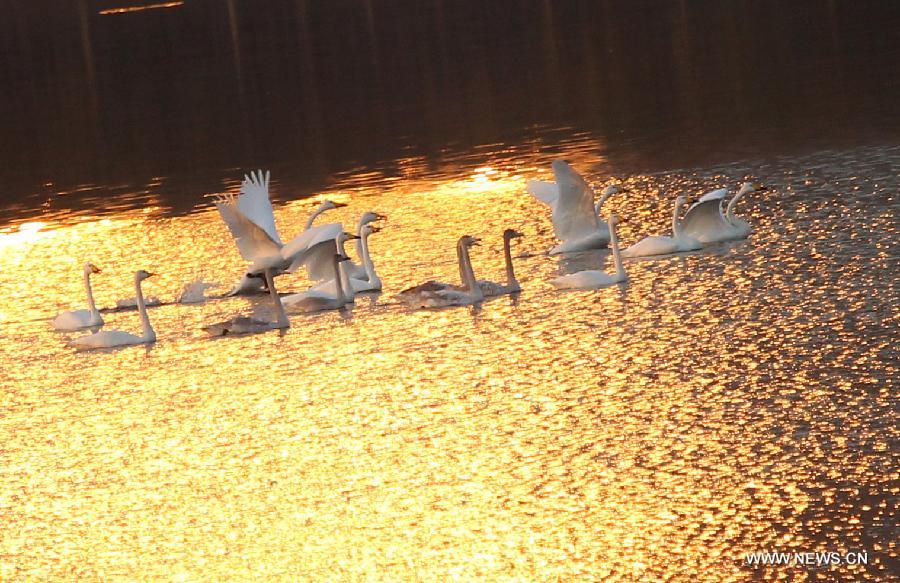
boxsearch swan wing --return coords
[283,223,344,281]
[680,198,729,239]
[216,200,283,264]
[236,170,282,244]
[696,187,729,205]
[526,180,559,207]
[549,161,598,241]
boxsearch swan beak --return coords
[333,202,349,208]
[91,266,102,274]
[347,234,361,240]
[147,272,157,278]
[374,212,387,220]
[756,184,768,191]
[369,226,383,233]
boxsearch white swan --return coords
[621,195,701,258]
[203,269,289,336]
[214,170,347,294]
[301,224,382,298]
[397,235,483,308]
[286,255,353,313]
[304,200,347,231]
[349,211,386,280]
[551,215,628,289]
[478,229,523,296]
[680,182,767,243]
[72,271,157,349]
[52,262,104,330]
[527,160,623,254]
[283,244,358,305]
[177,278,217,304]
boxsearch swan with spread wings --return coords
[212,170,348,293]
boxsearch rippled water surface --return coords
[1,138,897,580]
[2,0,900,581]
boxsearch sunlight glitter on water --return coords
[0,139,897,580]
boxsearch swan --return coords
[349,211,386,280]
[301,224,382,298]
[214,170,348,294]
[304,200,347,231]
[286,255,353,313]
[621,195,701,258]
[551,214,628,289]
[478,229,524,296]
[202,269,289,336]
[52,263,104,330]
[177,278,217,304]
[527,160,623,254]
[397,235,483,308]
[72,270,157,349]
[282,242,359,305]
[680,182,767,243]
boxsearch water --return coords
[1,1,898,580]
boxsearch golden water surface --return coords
[0,139,897,581]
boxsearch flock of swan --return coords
[52,161,766,349]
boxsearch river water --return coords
[1,1,897,580]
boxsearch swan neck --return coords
[333,258,346,304]
[503,236,519,290]
[304,204,326,230]
[672,198,683,237]
[609,221,625,280]
[266,269,289,328]
[339,258,354,301]
[360,230,375,278]
[84,269,98,315]
[134,275,155,341]
[460,244,482,299]
[725,189,745,223]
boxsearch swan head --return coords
[359,211,387,226]
[503,228,524,240]
[361,224,381,236]
[322,200,348,210]
[607,213,620,227]
[136,270,156,282]
[739,182,767,195]
[84,262,102,275]
[459,235,481,248]
[601,185,623,197]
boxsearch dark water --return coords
[1,0,899,223]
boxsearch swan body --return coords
[177,279,217,304]
[622,195,702,258]
[283,249,358,305]
[72,271,157,349]
[312,223,382,293]
[680,182,766,243]
[397,236,483,308]
[527,160,622,254]
[287,255,353,313]
[214,170,348,293]
[52,263,104,330]
[478,229,523,296]
[203,269,289,336]
[552,214,628,289]
[115,296,162,310]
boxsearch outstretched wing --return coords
[237,170,282,244]
[550,160,599,241]
[526,180,559,207]
[282,222,344,280]
[680,198,728,238]
[215,196,282,263]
